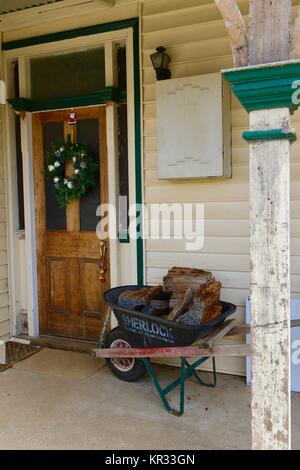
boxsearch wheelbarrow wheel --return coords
[105,327,146,382]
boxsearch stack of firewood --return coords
[117,267,223,326]
[163,267,222,325]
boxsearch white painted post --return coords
[20,113,39,337]
[249,108,291,450]
[219,0,293,451]
[19,56,39,337]
[105,40,120,289]
[0,340,6,364]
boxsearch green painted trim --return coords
[2,18,139,51]
[4,17,144,284]
[132,22,144,285]
[8,97,34,112]
[223,62,300,113]
[7,87,125,112]
[118,232,130,244]
[243,129,297,143]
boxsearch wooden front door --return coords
[32,107,110,341]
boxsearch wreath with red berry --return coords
[46,141,98,208]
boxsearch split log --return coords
[201,303,223,324]
[177,297,205,326]
[118,286,163,310]
[150,299,171,317]
[168,288,193,321]
[197,279,222,309]
[163,267,213,308]
[198,280,222,324]
[164,274,223,326]
[176,281,222,326]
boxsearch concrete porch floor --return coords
[0,362,299,450]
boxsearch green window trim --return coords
[5,17,144,285]
[8,87,126,113]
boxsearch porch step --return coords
[17,335,97,355]
[0,341,40,372]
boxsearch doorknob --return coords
[99,240,108,283]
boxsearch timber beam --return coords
[291,4,300,59]
[214,0,248,67]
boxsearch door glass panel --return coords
[43,122,66,230]
[117,45,127,90]
[118,103,129,236]
[77,119,100,232]
[31,48,105,100]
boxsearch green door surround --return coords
[4,18,144,285]
[223,61,300,142]
[7,88,126,113]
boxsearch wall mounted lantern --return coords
[150,47,171,81]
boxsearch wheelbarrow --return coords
[93,285,237,416]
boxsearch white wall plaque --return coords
[156,73,231,179]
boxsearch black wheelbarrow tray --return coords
[93,285,240,416]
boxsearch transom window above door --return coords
[30,47,106,100]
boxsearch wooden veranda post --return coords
[248,0,292,450]
[219,0,300,449]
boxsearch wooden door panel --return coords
[46,258,69,313]
[33,106,110,341]
[80,259,102,317]
[46,232,100,259]
[68,258,81,316]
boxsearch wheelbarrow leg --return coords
[142,358,177,415]
[142,356,217,416]
[179,357,186,416]
[184,357,217,388]
[142,357,188,417]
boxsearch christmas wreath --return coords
[46,141,98,208]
